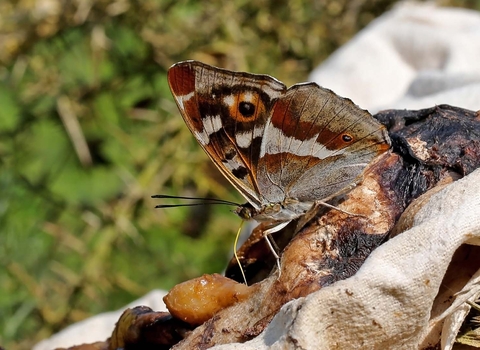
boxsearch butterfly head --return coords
[235,202,282,220]
[235,203,258,220]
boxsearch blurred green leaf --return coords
[0,83,21,132]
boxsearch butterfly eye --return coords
[342,134,353,143]
[238,101,255,117]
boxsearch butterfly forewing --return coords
[167,61,286,208]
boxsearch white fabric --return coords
[309,2,480,113]
[35,3,480,349]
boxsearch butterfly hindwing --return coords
[257,83,390,204]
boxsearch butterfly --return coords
[165,60,391,235]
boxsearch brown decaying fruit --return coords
[163,273,253,325]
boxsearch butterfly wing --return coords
[167,61,286,208]
[257,83,390,204]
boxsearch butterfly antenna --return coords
[234,221,248,285]
[151,194,240,208]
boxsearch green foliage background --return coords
[1,0,479,349]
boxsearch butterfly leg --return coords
[315,200,367,219]
[263,220,291,276]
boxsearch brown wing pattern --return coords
[167,61,286,207]
[257,83,390,203]
[168,61,390,211]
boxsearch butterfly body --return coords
[234,197,313,223]
[167,61,390,229]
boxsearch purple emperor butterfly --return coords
[165,60,390,234]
